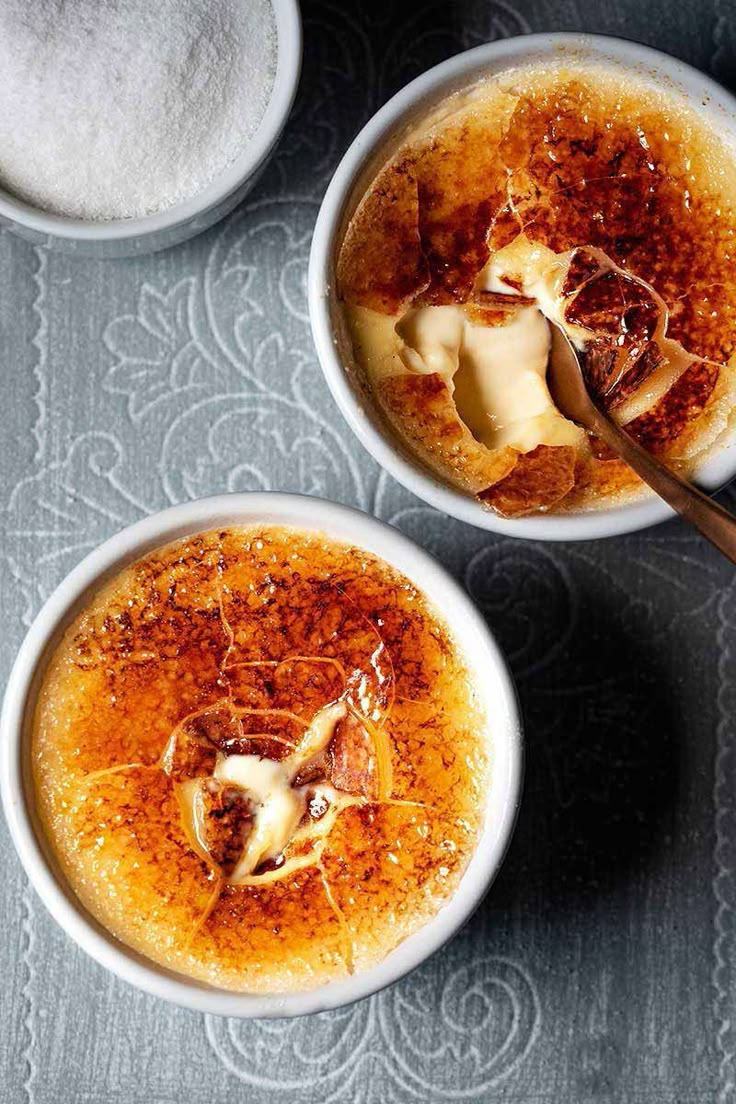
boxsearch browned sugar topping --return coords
[33,526,488,992]
[338,69,736,512]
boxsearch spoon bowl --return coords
[547,323,736,564]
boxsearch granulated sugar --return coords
[0,0,277,220]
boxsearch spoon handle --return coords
[589,410,736,565]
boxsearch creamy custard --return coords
[356,299,581,451]
[33,526,489,992]
[336,65,736,515]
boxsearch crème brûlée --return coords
[336,65,736,515]
[33,527,489,992]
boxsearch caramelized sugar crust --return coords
[33,527,488,992]
[338,67,736,514]
[492,77,736,362]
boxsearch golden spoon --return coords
[547,324,736,564]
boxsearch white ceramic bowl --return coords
[0,492,522,1018]
[309,33,736,541]
[0,1,302,257]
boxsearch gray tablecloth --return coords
[2,2,735,1101]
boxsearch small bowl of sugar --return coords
[0,0,301,256]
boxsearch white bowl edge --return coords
[0,492,523,1018]
[0,0,303,249]
[308,32,736,542]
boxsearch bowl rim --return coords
[0,492,523,1018]
[0,0,302,241]
[308,31,736,542]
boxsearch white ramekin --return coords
[0,492,522,1018]
[0,2,302,257]
[309,32,736,542]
